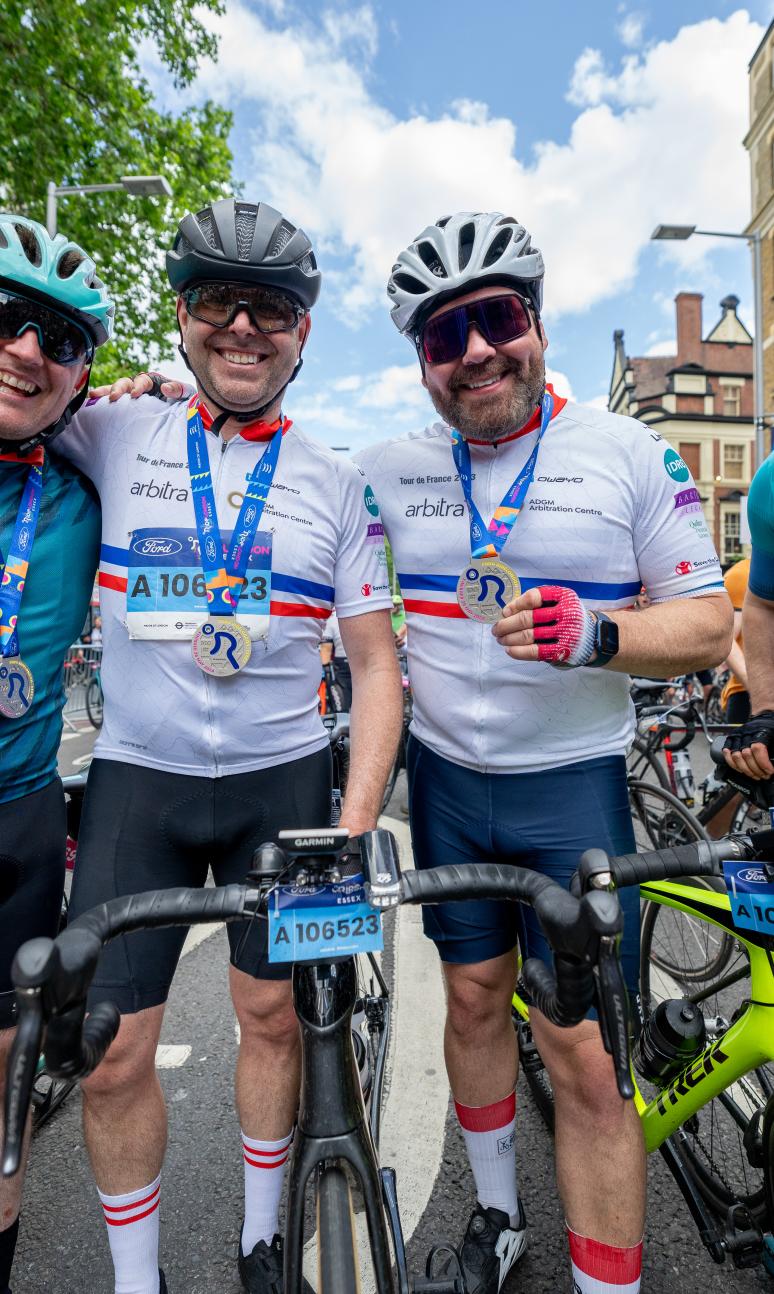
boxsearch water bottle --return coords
[634,998,706,1084]
[672,748,695,806]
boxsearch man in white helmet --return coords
[0,214,113,1294]
[355,213,732,1294]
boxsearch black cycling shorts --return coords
[69,750,331,1014]
[0,779,66,1029]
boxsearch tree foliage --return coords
[0,0,237,379]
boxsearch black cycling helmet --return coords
[166,198,321,309]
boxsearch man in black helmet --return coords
[53,199,401,1294]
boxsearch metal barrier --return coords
[62,643,102,730]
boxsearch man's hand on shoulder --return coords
[89,372,190,403]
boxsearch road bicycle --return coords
[3,828,631,1293]
[514,774,774,1274]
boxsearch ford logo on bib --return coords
[132,537,183,557]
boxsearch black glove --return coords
[724,710,774,756]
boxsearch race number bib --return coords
[126,527,272,640]
[268,872,384,963]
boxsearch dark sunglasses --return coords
[183,282,304,333]
[419,293,533,366]
[0,289,94,367]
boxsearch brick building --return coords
[744,18,774,430]
[608,291,754,564]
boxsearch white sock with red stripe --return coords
[453,1090,521,1227]
[97,1174,161,1294]
[241,1128,293,1255]
[567,1226,643,1293]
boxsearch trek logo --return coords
[664,449,690,484]
[130,478,190,501]
[131,537,184,557]
[655,1038,730,1116]
[405,497,465,519]
[364,485,379,517]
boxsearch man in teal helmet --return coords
[0,213,113,1293]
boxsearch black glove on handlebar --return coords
[724,710,774,756]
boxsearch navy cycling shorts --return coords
[406,736,640,1002]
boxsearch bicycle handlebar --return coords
[574,827,774,894]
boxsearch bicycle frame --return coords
[513,878,774,1153]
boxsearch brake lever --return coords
[3,936,59,1177]
[595,936,634,1101]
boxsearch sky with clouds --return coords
[142,1,769,450]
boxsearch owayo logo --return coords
[664,448,690,484]
[364,485,379,517]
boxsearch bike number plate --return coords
[268,872,384,963]
[723,860,774,936]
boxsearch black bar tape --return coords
[67,884,249,944]
[608,842,722,889]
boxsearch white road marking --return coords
[303,814,448,1291]
[155,1044,192,1068]
[182,920,223,958]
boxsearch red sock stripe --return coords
[244,1150,289,1170]
[568,1230,643,1284]
[102,1186,160,1228]
[454,1090,516,1133]
[242,1138,291,1159]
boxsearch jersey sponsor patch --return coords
[126,526,271,640]
[664,448,690,484]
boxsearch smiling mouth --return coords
[0,370,40,397]
[457,372,510,393]
[215,350,267,367]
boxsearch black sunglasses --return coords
[183,282,304,333]
[0,289,94,367]
[419,293,533,366]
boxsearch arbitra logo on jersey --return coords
[405,497,465,518]
[131,478,190,502]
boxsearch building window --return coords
[678,442,701,478]
[723,443,745,480]
[723,510,742,563]
[723,384,741,417]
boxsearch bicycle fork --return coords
[284,956,395,1294]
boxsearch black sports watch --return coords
[586,611,619,668]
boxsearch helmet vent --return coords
[14,223,42,267]
[416,241,446,279]
[457,222,476,272]
[56,250,85,279]
[197,209,219,252]
[268,220,294,259]
[483,227,513,267]
[0,230,7,250]
[235,206,258,260]
[435,216,452,229]
[392,271,428,296]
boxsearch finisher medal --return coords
[192,616,252,677]
[457,559,521,624]
[0,657,35,718]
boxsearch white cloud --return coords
[546,367,574,400]
[144,6,762,338]
[644,338,676,356]
[617,11,646,50]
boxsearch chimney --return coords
[675,292,703,364]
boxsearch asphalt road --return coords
[9,731,772,1292]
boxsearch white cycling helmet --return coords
[387,212,544,338]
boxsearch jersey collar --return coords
[0,446,45,465]
[463,383,566,446]
[196,399,293,442]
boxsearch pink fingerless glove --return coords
[533,585,597,667]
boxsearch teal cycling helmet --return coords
[0,214,114,347]
[0,215,115,454]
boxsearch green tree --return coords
[0,0,237,379]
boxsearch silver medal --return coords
[456,558,521,623]
[0,656,35,718]
[192,616,252,677]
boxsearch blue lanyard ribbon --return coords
[0,459,44,657]
[186,399,283,616]
[451,390,554,558]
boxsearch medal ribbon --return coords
[451,390,554,558]
[0,453,44,656]
[186,398,282,615]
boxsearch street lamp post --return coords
[651,223,766,468]
[46,175,172,239]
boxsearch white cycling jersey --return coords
[356,388,724,774]
[58,395,390,776]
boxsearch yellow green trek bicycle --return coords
[514,821,774,1274]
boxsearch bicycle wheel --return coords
[380,738,402,815]
[627,735,670,789]
[628,779,707,851]
[641,906,774,1220]
[515,1017,554,1133]
[85,676,103,729]
[317,1165,360,1294]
